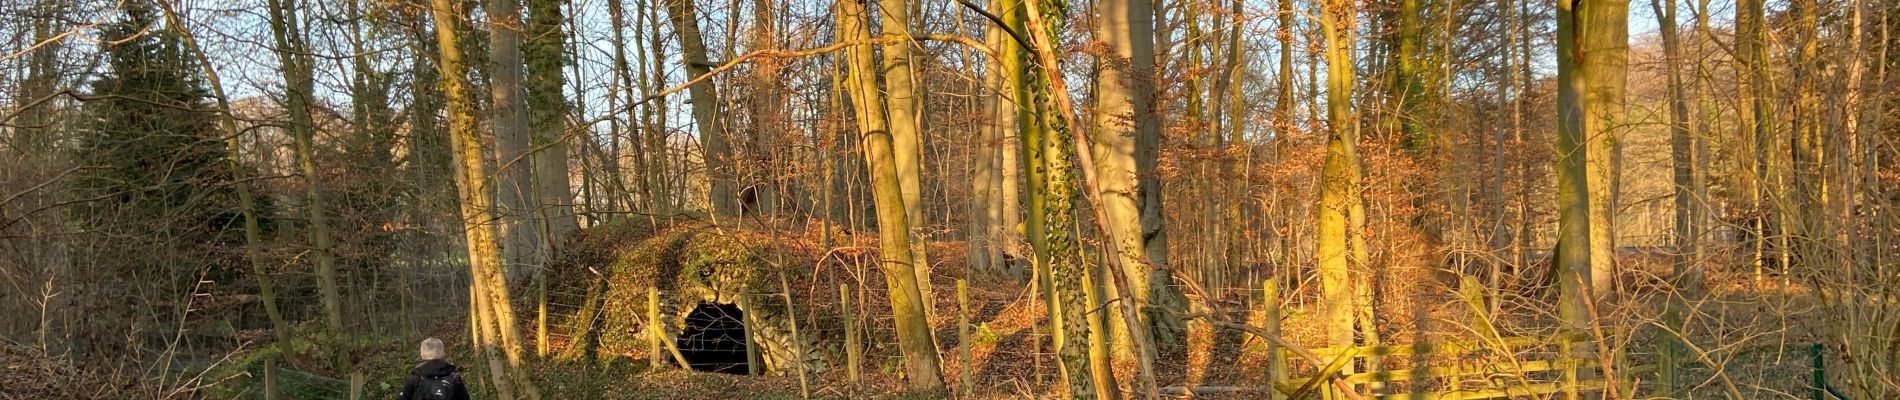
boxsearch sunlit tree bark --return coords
[1391,0,1428,152]
[1317,0,1366,381]
[428,1,545,397]
[604,0,643,210]
[877,0,934,311]
[837,0,945,392]
[1273,0,1298,278]
[1091,0,1169,361]
[1581,0,1627,299]
[1556,0,1627,396]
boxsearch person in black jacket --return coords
[397,338,470,400]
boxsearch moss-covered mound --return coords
[550,220,839,375]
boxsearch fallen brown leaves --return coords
[0,344,142,400]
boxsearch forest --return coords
[0,0,1895,398]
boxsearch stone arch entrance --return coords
[660,286,829,375]
[677,302,748,374]
[560,223,836,375]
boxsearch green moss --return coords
[548,222,833,372]
[972,323,1002,347]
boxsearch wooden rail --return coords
[1257,276,1655,400]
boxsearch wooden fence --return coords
[1259,277,1657,400]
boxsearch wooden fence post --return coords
[1660,303,1682,397]
[264,357,278,400]
[648,286,662,368]
[958,279,972,394]
[780,273,809,399]
[1458,276,1502,342]
[1561,334,1580,400]
[1456,275,1493,395]
[742,293,760,375]
[841,283,860,383]
[1263,280,1287,400]
[348,369,365,400]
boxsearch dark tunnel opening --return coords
[676,302,749,374]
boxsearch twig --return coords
[633,34,992,107]
[1575,274,1620,399]
[1647,318,1747,398]
[950,0,1033,51]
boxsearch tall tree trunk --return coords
[991,0,1024,278]
[1317,0,1365,382]
[407,0,452,216]
[877,0,934,311]
[1790,0,1823,274]
[999,0,1061,389]
[1137,3,1178,353]
[1221,0,1249,301]
[1688,0,1712,290]
[1392,0,1427,151]
[1092,0,1167,361]
[156,0,289,356]
[527,0,580,241]
[837,1,946,393]
[1577,0,1627,298]
[1651,0,1700,287]
[636,0,671,211]
[1512,0,1534,277]
[265,0,342,334]
[746,0,785,216]
[488,0,542,276]
[524,0,576,358]
[1652,0,1698,392]
[1487,0,1511,279]
[985,0,1018,275]
[1051,122,1116,399]
[470,280,516,399]
[606,0,645,210]
[1736,0,1774,282]
[1016,0,1151,394]
[1557,0,1627,396]
[1001,109,1024,280]
[1554,1,1595,395]
[1839,0,1870,285]
[1182,0,1218,289]
[263,0,354,389]
[971,29,1004,273]
[428,1,545,397]
[1275,0,1298,279]
[663,0,735,216]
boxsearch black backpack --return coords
[409,371,460,400]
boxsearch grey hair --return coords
[419,338,446,360]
